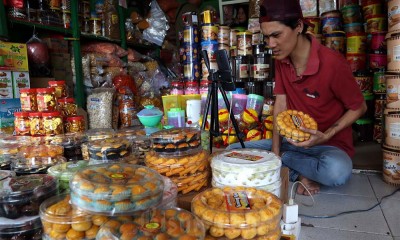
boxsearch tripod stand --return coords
[201,49,245,152]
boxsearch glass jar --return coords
[184,81,199,95]
[57,98,77,116]
[29,112,44,136]
[37,88,57,112]
[65,116,85,133]
[14,112,31,136]
[48,81,67,98]
[42,112,64,136]
[20,88,37,112]
[171,81,184,95]
[89,17,102,36]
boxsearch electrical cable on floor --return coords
[291,181,315,207]
[298,187,400,219]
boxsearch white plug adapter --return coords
[283,199,298,224]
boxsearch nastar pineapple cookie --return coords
[276,110,317,142]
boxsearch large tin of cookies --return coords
[69,163,164,215]
[382,147,400,185]
[96,208,205,239]
[192,187,282,239]
[211,149,281,187]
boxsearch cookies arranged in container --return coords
[69,164,164,215]
[211,149,281,187]
[150,127,201,154]
[0,215,43,240]
[0,174,57,219]
[47,161,89,192]
[276,109,318,142]
[87,137,131,161]
[192,187,283,240]
[96,208,205,240]
[145,150,210,194]
[40,194,98,240]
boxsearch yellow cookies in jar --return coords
[276,109,317,142]
[192,187,283,239]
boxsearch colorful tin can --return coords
[180,44,199,64]
[237,31,252,56]
[369,53,387,69]
[366,14,386,33]
[370,32,387,53]
[218,26,230,45]
[230,29,238,46]
[388,0,400,33]
[373,71,386,93]
[183,26,199,44]
[305,17,321,34]
[346,32,367,54]
[346,53,367,72]
[201,41,218,61]
[183,63,200,81]
[201,24,218,42]
[362,0,382,20]
[341,5,362,24]
[324,31,346,53]
[343,22,364,33]
[321,10,343,34]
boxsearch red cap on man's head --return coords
[259,0,313,27]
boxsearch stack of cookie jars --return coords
[192,186,283,239]
[210,149,282,197]
[0,171,57,240]
[145,127,211,195]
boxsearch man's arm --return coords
[272,94,287,155]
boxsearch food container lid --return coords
[66,115,84,121]
[150,128,202,155]
[29,112,42,117]
[116,127,148,140]
[192,186,283,228]
[158,177,178,208]
[0,170,15,181]
[12,155,67,173]
[42,111,62,117]
[40,194,91,224]
[0,135,32,146]
[14,112,30,118]
[0,215,42,233]
[87,137,131,160]
[48,80,66,85]
[171,81,184,87]
[69,163,164,215]
[0,174,57,202]
[137,105,163,117]
[18,144,64,158]
[185,81,198,87]
[36,88,55,94]
[211,149,282,173]
[96,208,205,239]
[19,88,36,93]
[47,161,88,181]
[212,178,282,193]
[58,97,75,103]
[46,133,85,146]
[85,128,115,141]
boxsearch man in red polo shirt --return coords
[227,0,366,195]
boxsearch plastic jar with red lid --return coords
[14,112,30,136]
[184,81,199,95]
[170,81,184,95]
[57,97,77,116]
[42,112,64,136]
[20,88,37,112]
[37,88,57,112]
[199,80,210,95]
[65,116,85,133]
[29,112,44,136]
[48,81,68,98]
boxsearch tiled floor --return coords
[292,173,400,240]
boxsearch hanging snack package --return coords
[143,0,169,46]
[87,88,115,129]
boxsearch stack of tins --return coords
[180,12,200,95]
[200,9,218,95]
[305,16,322,42]
[383,0,400,186]
[321,10,346,54]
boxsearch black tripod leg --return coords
[219,85,246,148]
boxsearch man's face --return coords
[261,21,300,60]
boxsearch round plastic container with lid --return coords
[0,215,43,240]
[65,115,85,133]
[12,155,67,175]
[212,178,282,198]
[42,111,64,136]
[86,128,115,141]
[96,208,205,239]
[39,194,97,240]
[69,163,164,215]
[0,170,15,181]
[116,128,151,164]
[20,88,37,112]
[36,88,57,112]
[58,97,78,116]
[158,176,178,209]
[150,127,201,154]
[47,161,89,192]
[48,133,85,161]
[192,186,282,239]
[137,105,163,128]
[48,80,68,98]
[0,174,57,219]
[18,144,64,159]
[211,149,282,186]
[14,112,31,136]
[87,137,131,161]
[170,81,184,95]
[29,112,45,136]
[0,143,21,170]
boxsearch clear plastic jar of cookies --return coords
[20,88,37,111]
[192,187,283,240]
[14,112,30,136]
[58,97,77,116]
[29,112,45,136]
[37,88,57,112]
[42,112,64,136]
[0,143,20,170]
[65,116,85,133]
[48,80,68,98]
